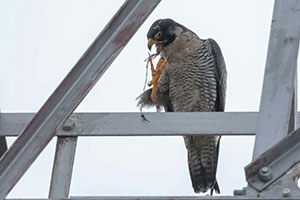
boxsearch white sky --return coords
[1,0,298,198]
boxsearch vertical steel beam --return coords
[288,66,300,181]
[0,110,8,158]
[252,0,300,159]
[49,136,77,198]
[288,65,297,134]
[0,1,161,199]
[0,138,6,158]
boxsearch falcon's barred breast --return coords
[137,19,227,194]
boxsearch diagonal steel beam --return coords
[0,0,160,199]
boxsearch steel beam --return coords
[252,0,300,159]
[5,112,300,137]
[0,1,161,199]
[0,138,7,158]
[69,197,300,200]
[70,197,296,200]
[48,136,77,198]
[0,113,33,136]
[0,110,7,158]
[5,197,300,200]
[0,112,259,136]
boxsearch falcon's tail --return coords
[211,180,220,195]
[184,135,220,195]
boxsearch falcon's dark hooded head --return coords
[147,19,186,53]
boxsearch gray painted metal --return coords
[252,0,300,159]
[245,173,300,198]
[0,112,259,136]
[245,128,300,191]
[49,137,77,198]
[72,196,300,200]
[288,65,298,132]
[0,113,33,136]
[0,110,7,158]
[288,91,297,133]
[0,1,161,199]
[0,138,7,158]
[5,112,300,137]
[287,77,300,180]
[2,1,300,199]
[5,197,299,200]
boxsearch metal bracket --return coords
[245,174,300,198]
[245,128,300,192]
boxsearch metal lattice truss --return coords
[1,0,300,199]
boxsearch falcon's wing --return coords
[207,39,227,112]
[136,88,173,112]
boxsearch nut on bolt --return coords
[258,166,273,182]
[261,166,269,173]
[282,188,291,197]
[62,120,75,132]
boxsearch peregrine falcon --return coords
[137,19,227,194]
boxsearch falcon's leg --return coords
[148,58,167,101]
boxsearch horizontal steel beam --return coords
[2,111,300,137]
[5,197,300,200]
[0,1,161,199]
[0,112,260,136]
[245,127,300,192]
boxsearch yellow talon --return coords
[148,57,167,102]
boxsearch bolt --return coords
[282,188,291,197]
[62,121,75,132]
[233,187,247,196]
[261,166,269,173]
[258,166,273,182]
[233,189,246,196]
[257,193,261,198]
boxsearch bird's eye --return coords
[154,31,162,39]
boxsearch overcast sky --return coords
[1,0,297,198]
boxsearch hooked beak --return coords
[148,38,163,51]
[148,38,167,52]
[148,38,156,51]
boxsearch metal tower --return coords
[0,0,300,199]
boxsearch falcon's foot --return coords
[148,57,167,102]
